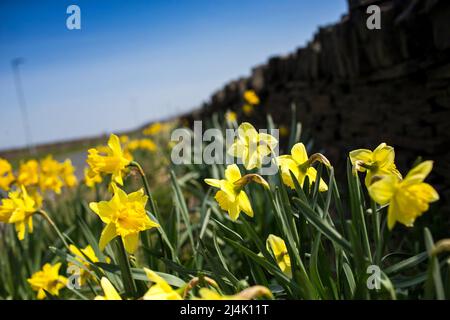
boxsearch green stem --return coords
[128,161,166,258]
[37,210,70,251]
[115,238,138,298]
[348,170,372,263]
[376,217,390,265]
[129,161,157,213]
[371,200,381,264]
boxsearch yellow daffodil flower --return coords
[17,159,39,187]
[39,155,64,194]
[368,161,439,230]
[60,159,78,188]
[244,90,260,106]
[228,122,278,170]
[143,122,163,136]
[276,143,329,191]
[205,164,269,221]
[350,143,402,187]
[139,139,157,152]
[0,186,37,240]
[84,167,102,188]
[143,268,182,300]
[28,188,44,210]
[95,277,122,300]
[28,263,67,300]
[127,139,157,153]
[87,134,131,186]
[0,158,15,191]
[69,244,105,286]
[119,135,129,144]
[89,184,159,253]
[266,234,292,278]
[242,104,254,116]
[279,125,289,138]
[225,111,237,123]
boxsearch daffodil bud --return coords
[234,174,269,190]
[431,239,450,256]
[308,153,331,168]
[235,285,273,300]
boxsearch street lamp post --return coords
[11,57,35,155]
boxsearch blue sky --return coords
[0,0,347,150]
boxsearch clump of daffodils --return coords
[0,156,77,196]
[0,116,444,302]
[126,138,157,153]
[350,143,438,229]
[39,156,78,194]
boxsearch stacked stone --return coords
[182,0,450,216]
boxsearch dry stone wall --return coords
[188,0,450,210]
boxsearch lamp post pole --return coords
[11,58,35,155]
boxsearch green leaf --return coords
[384,252,428,275]
[424,227,445,300]
[293,197,352,252]
[170,170,196,256]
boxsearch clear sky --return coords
[0,0,347,150]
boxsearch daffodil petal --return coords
[368,175,398,205]
[403,160,433,185]
[373,144,395,168]
[122,233,139,254]
[258,133,278,149]
[225,164,241,182]
[204,179,222,188]
[291,143,308,165]
[238,192,253,217]
[99,223,117,251]
[107,134,122,155]
[101,277,122,300]
[349,148,373,167]
[238,122,258,144]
